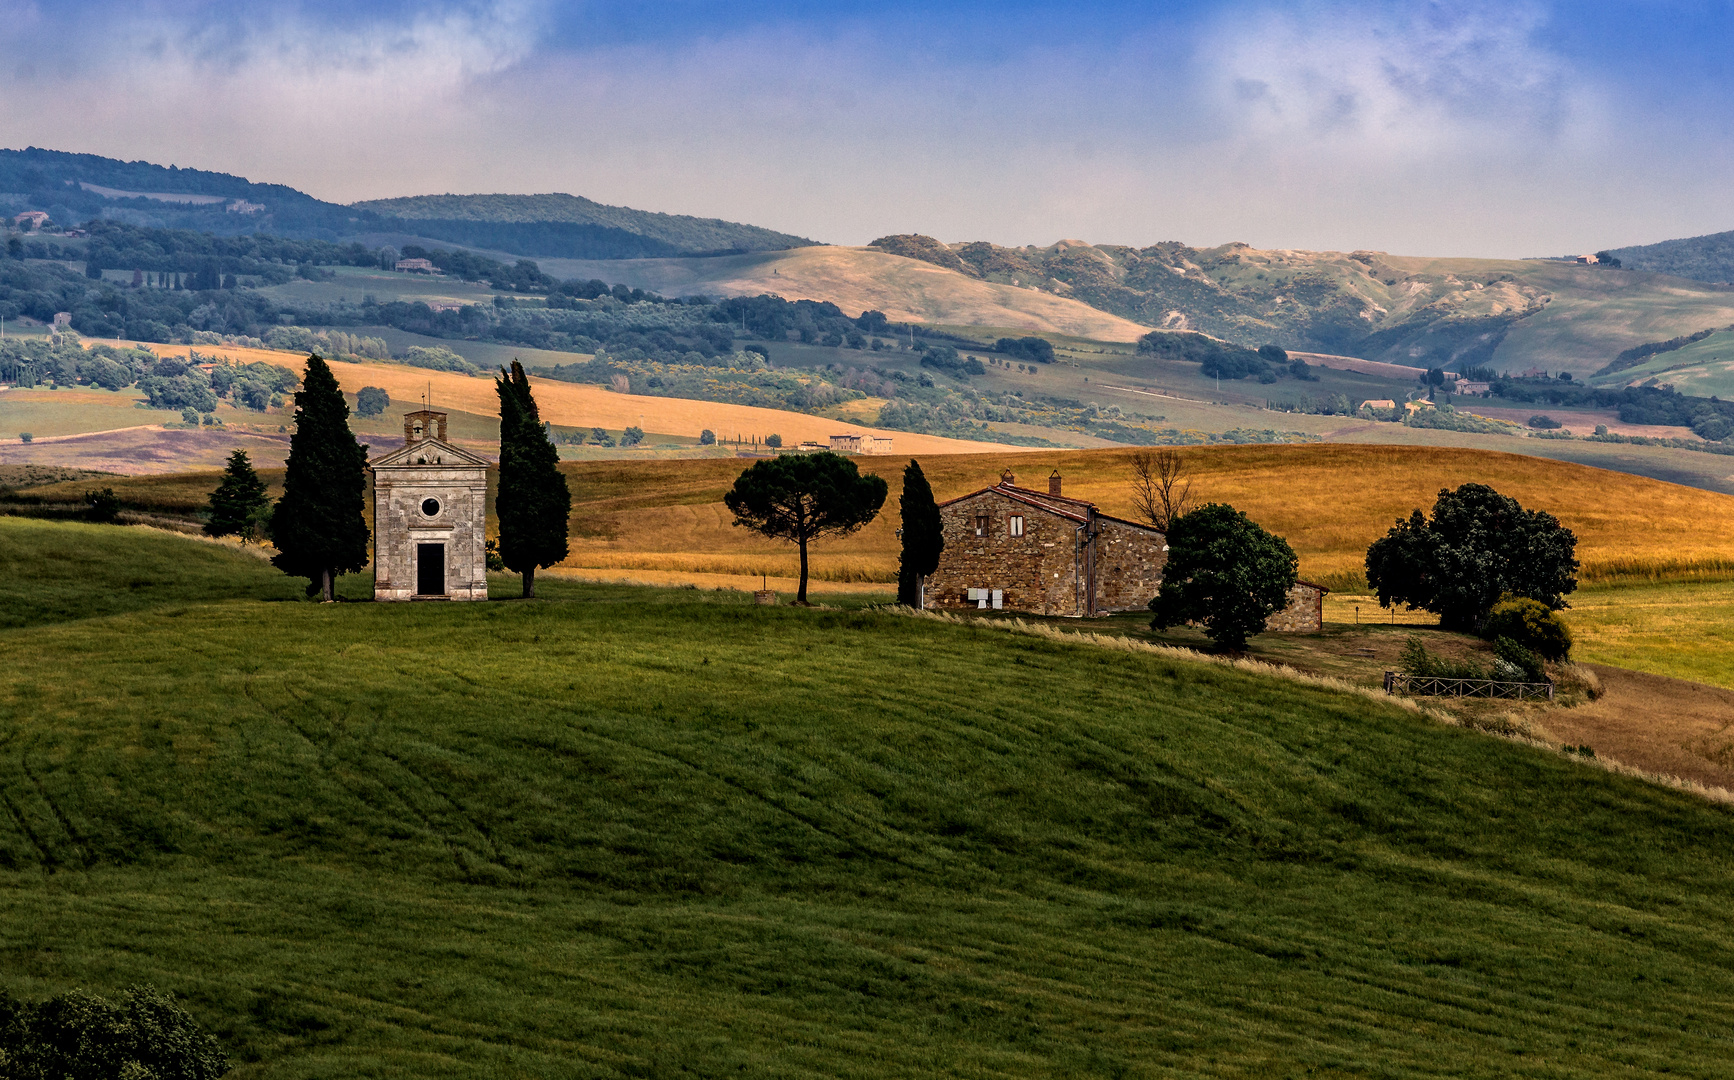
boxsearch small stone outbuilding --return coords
[369,410,489,601]
[925,470,1167,617]
[1266,581,1330,632]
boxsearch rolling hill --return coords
[0,147,813,257]
[349,193,813,259]
[1606,228,1734,284]
[5,519,1734,1075]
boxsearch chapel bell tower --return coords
[369,410,490,601]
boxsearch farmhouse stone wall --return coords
[926,489,1082,615]
[1093,517,1168,612]
[1266,581,1327,633]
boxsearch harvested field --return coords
[547,444,1734,589]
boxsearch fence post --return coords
[1384,670,1396,694]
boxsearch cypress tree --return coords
[270,354,370,601]
[896,458,944,608]
[495,360,570,598]
[205,449,270,543]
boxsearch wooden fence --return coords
[1384,671,1554,701]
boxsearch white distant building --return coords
[51,312,71,329]
[395,258,438,274]
[226,200,266,214]
[1453,380,1491,395]
[828,433,894,454]
[1575,254,1601,265]
[13,211,48,229]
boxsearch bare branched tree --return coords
[1129,449,1192,532]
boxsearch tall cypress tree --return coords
[495,360,570,598]
[206,449,270,543]
[270,354,370,601]
[896,458,944,608]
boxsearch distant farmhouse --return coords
[1360,399,1396,413]
[12,211,48,229]
[926,469,1327,631]
[829,433,894,454]
[1453,380,1491,395]
[395,258,439,274]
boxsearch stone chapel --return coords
[369,410,490,601]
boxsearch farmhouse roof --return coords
[370,436,489,468]
[938,476,1162,533]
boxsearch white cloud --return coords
[1202,1,1601,158]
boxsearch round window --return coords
[420,497,441,517]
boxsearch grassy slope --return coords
[6,519,1734,1077]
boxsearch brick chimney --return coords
[999,469,1015,487]
[1049,470,1062,496]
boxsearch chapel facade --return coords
[369,410,490,601]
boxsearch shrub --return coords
[1493,636,1546,682]
[1398,637,1486,680]
[19,432,31,443]
[766,433,783,448]
[84,488,121,524]
[1528,414,1562,429]
[1482,596,1573,660]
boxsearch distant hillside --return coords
[1606,230,1734,284]
[352,193,813,259]
[0,148,813,258]
[0,146,368,238]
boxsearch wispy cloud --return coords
[1204,1,1598,157]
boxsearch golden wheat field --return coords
[544,444,1734,590]
[25,442,1734,595]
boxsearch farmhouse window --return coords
[1008,514,1025,537]
[974,515,990,537]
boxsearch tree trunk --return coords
[523,565,536,599]
[321,568,334,603]
[796,536,810,605]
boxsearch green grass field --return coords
[6,518,1734,1077]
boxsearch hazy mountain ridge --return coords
[0,148,811,259]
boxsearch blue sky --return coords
[2,0,1732,256]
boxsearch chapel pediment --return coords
[371,437,490,468]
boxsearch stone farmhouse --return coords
[926,470,1167,616]
[369,410,489,601]
[394,258,438,274]
[925,469,1328,630]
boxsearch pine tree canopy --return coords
[270,354,370,598]
[896,458,944,607]
[494,360,571,597]
[724,451,887,603]
[205,449,269,541]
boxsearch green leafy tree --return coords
[270,354,370,601]
[896,459,944,608]
[724,451,887,604]
[205,449,270,542]
[1149,503,1298,650]
[765,433,783,448]
[355,385,389,417]
[495,360,571,598]
[0,984,229,1080]
[621,425,644,446]
[1365,483,1578,632]
[699,429,716,446]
